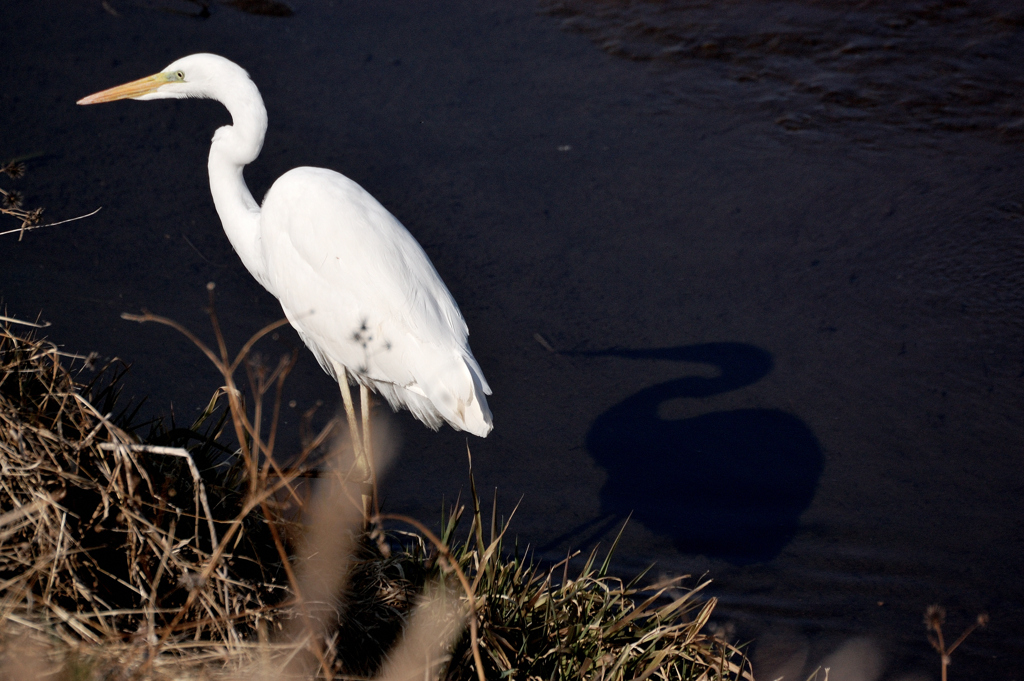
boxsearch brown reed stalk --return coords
[925,604,988,681]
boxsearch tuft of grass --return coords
[0,300,752,681]
[415,474,752,681]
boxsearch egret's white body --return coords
[79,54,492,437]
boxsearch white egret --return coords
[78,54,493,472]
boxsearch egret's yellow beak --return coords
[77,72,172,105]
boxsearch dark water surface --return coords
[2,0,1022,677]
[545,0,1024,143]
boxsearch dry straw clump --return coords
[0,319,298,676]
[0,310,752,681]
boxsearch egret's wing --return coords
[259,167,474,389]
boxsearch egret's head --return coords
[77,53,252,105]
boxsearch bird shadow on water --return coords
[561,343,823,565]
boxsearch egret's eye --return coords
[175,71,185,80]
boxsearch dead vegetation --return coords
[0,298,753,681]
[1,160,45,236]
[1,158,101,240]
[925,604,989,681]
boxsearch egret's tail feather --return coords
[457,392,493,437]
[458,357,493,436]
[374,382,445,432]
[370,359,492,437]
[420,353,493,437]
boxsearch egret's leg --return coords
[359,384,379,519]
[337,370,374,522]
[337,367,366,479]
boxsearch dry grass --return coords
[0,298,753,681]
[428,484,752,681]
[0,159,44,236]
[924,604,988,681]
[0,317,298,677]
[1,159,102,240]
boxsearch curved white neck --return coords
[207,79,270,289]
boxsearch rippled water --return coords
[543,0,1024,143]
[537,1,1024,673]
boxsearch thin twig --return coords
[0,206,103,238]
